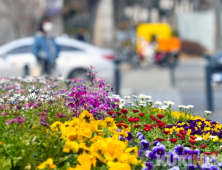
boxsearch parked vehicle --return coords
[0,37,115,84]
[136,23,181,68]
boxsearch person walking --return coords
[32,16,60,76]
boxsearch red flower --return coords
[132,109,139,113]
[144,127,151,131]
[179,130,187,135]
[116,112,122,115]
[160,125,165,129]
[214,150,218,156]
[156,138,166,142]
[152,124,158,129]
[123,124,129,128]
[177,133,185,140]
[150,116,156,121]
[163,130,170,134]
[121,115,127,118]
[177,134,183,138]
[204,152,213,155]
[157,114,164,119]
[190,136,197,140]
[157,122,166,127]
[161,122,166,125]
[119,121,124,123]
[155,119,162,123]
[144,124,151,128]
[190,145,197,149]
[169,138,178,143]
[121,109,128,114]
[189,140,197,144]
[134,124,141,128]
[134,117,140,122]
[107,111,114,115]
[139,113,145,117]
[200,145,207,149]
[127,117,135,122]
[116,123,125,128]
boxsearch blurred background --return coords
[1,0,222,121]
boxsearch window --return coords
[7,46,31,55]
[59,45,82,52]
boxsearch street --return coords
[120,57,222,123]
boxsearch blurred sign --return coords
[46,0,63,15]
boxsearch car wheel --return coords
[68,69,89,81]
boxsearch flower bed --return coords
[0,74,222,170]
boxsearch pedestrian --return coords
[32,16,60,76]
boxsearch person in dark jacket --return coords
[32,16,60,75]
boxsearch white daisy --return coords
[187,105,194,109]
[155,101,162,105]
[145,96,152,99]
[139,94,145,98]
[205,110,212,114]
[195,137,203,141]
[123,95,131,99]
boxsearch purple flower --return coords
[16,117,25,124]
[138,149,143,157]
[183,147,192,158]
[1,112,7,116]
[187,164,196,170]
[174,145,184,155]
[168,151,179,165]
[55,112,67,118]
[192,149,200,157]
[6,117,25,125]
[40,121,49,127]
[125,132,133,141]
[211,157,217,164]
[140,140,149,150]
[138,134,145,140]
[152,146,166,157]
[218,163,222,169]
[210,166,219,170]
[153,140,159,146]
[142,161,153,170]
[145,150,157,160]
[6,119,16,125]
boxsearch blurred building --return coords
[0,0,46,45]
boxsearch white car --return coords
[0,37,115,84]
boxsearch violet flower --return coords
[142,161,153,170]
[187,164,196,170]
[125,132,133,141]
[145,150,157,160]
[140,139,149,150]
[174,145,184,156]
[152,145,166,157]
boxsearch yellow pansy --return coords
[79,110,95,123]
[203,132,210,140]
[107,162,131,170]
[37,158,56,170]
[50,121,65,131]
[63,140,79,153]
[104,117,115,127]
[212,136,219,142]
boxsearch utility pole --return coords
[214,0,222,51]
